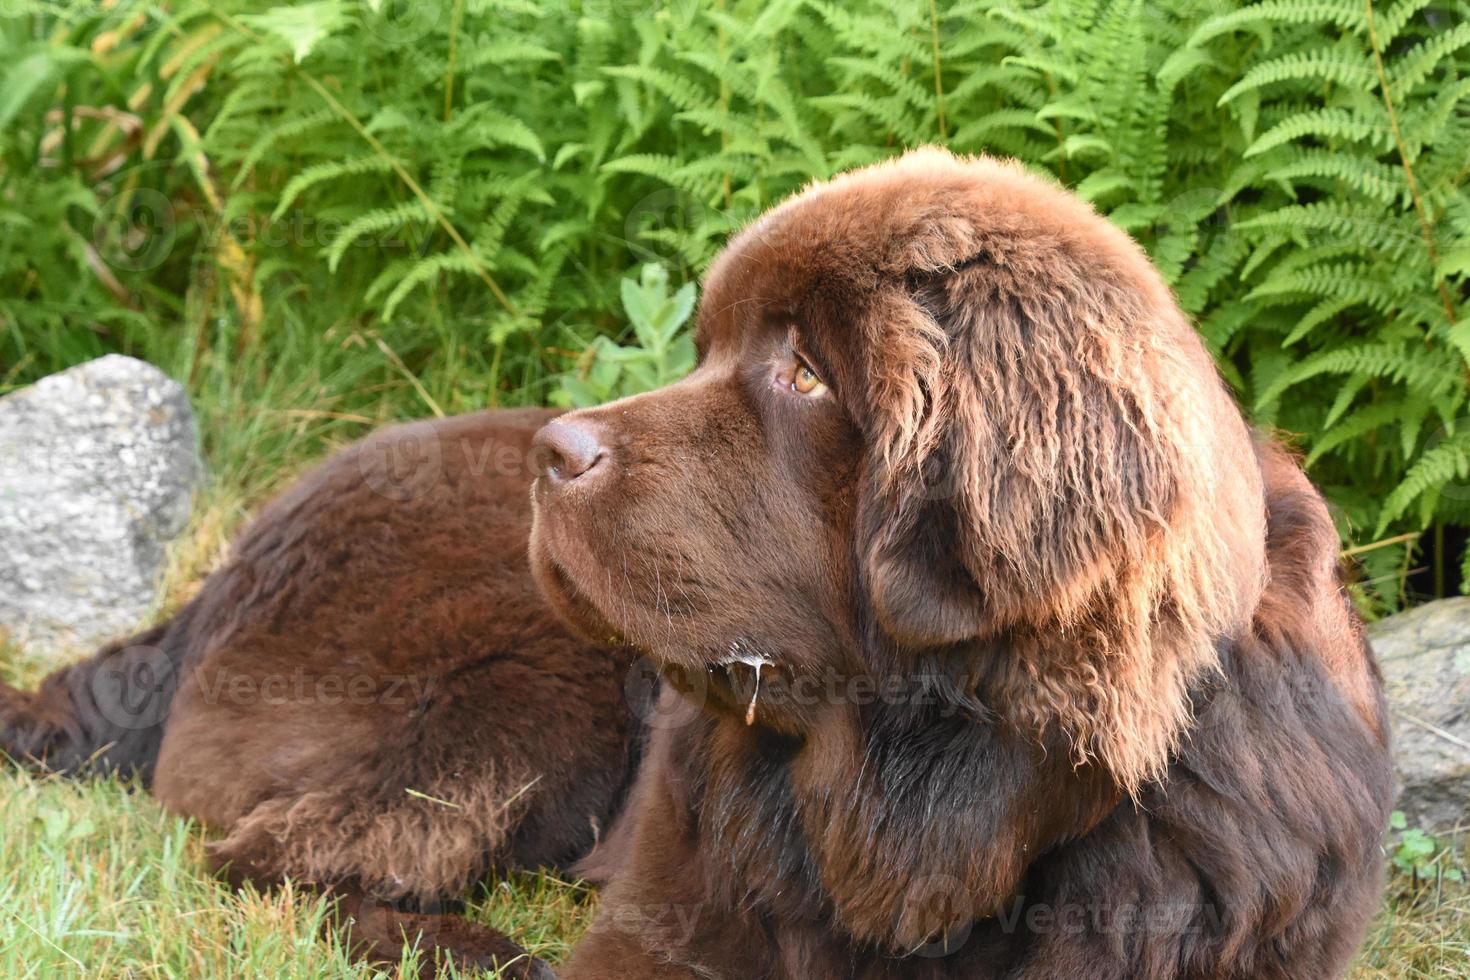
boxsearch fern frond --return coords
[272,155,394,220]
[229,108,338,190]
[1307,399,1410,466]
[1238,203,1424,259]
[1244,106,1392,157]
[1187,0,1365,49]
[600,65,720,115]
[1258,148,1403,204]
[447,105,546,161]
[1283,296,1356,346]
[325,200,431,272]
[1398,76,1470,149]
[1387,21,1470,99]
[950,109,1054,146]
[807,93,928,146]
[455,36,559,72]
[1378,430,1470,532]
[379,251,474,320]
[1219,50,1377,105]
[1259,341,1462,410]
[1248,261,1415,314]
[811,4,929,60]
[1375,0,1440,47]
[824,56,935,116]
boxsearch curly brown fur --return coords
[530,149,1393,978]
[2,407,642,974]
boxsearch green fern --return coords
[4,0,1469,606]
[1188,0,1469,598]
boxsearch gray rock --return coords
[1370,597,1470,834]
[0,355,201,658]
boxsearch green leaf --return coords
[241,1,347,63]
[0,47,89,132]
[621,274,661,344]
[663,282,697,345]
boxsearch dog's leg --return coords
[210,829,554,979]
[206,777,563,979]
[332,886,554,980]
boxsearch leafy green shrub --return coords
[554,263,696,408]
[1,0,1467,602]
[1388,811,1466,890]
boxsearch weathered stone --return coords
[1370,597,1470,834]
[0,355,201,658]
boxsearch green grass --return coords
[0,766,596,978]
[1359,889,1470,979]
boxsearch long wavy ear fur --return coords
[851,150,1267,792]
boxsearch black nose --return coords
[532,418,607,482]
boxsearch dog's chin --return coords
[527,521,626,647]
[530,522,807,732]
[529,504,695,663]
[528,543,699,667]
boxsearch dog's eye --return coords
[791,358,827,397]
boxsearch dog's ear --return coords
[859,264,1184,643]
[851,287,989,646]
[856,256,1265,791]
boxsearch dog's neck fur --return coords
[683,666,1120,954]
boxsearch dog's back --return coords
[1,407,640,975]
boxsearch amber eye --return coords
[791,358,827,397]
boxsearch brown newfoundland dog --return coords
[2,149,1393,979]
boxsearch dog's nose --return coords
[532,418,606,482]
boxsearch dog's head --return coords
[530,148,1266,791]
